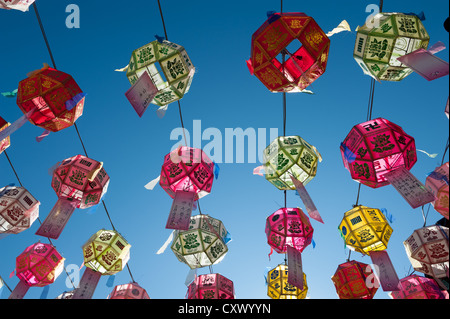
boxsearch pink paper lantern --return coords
[0,185,40,235]
[187,273,235,299]
[340,117,417,188]
[160,146,214,200]
[331,260,378,299]
[425,162,449,220]
[265,207,314,254]
[51,154,110,209]
[108,282,150,299]
[389,275,448,299]
[0,116,11,155]
[9,242,65,299]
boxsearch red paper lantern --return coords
[108,282,150,299]
[247,12,330,92]
[9,242,64,299]
[187,273,235,299]
[390,275,448,299]
[340,117,417,188]
[160,146,214,201]
[0,116,11,154]
[265,207,314,254]
[16,66,85,132]
[331,260,378,299]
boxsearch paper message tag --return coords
[290,175,324,223]
[125,72,158,117]
[384,167,436,209]
[287,246,304,290]
[35,199,77,239]
[369,250,401,291]
[397,48,449,81]
[72,268,102,299]
[8,280,30,299]
[166,191,195,230]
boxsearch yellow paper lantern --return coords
[267,264,307,299]
[338,205,393,255]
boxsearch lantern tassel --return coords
[417,149,438,158]
[326,20,351,37]
[144,175,160,190]
[156,230,175,255]
[1,88,18,98]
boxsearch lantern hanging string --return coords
[2,151,77,291]
[31,1,136,285]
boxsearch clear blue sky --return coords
[0,0,448,299]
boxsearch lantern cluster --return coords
[263,135,320,190]
[126,39,194,107]
[331,260,378,299]
[389,275,448,299]
[187,273,235,299]
[340,117,417,188]
[267,264,308,299]
[171,214,229,269]
[0,116,10,154]
[403,225,449,278]
[0,186,39,235]
[16,66,85,132]
[354,12,429,81]
[248,12,330,92]
[339,205,393,255]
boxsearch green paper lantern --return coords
[354,12,429,81]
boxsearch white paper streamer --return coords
[144,175,160,190]
[417,149,438,158]
[156,230,174,255]
[184,268,197,287]
[326,20,351,37]
[156,104,169,118]
[114,64,129,72]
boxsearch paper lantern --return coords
[263,136,320,190]
[108,282,150,299]
[0,185,39,235]
[426,162,449,219]
[339,205,393,255]
[248,12,330,92]
[9,242,64,299]
[0,116,11,154]
[171,214,229,269]
[354,12,429,81]
[267,264,307,299]
[331,260,378,299]
[16,66,85,132]
[340,117,417,188]
[160,146,214,200]
[187,273,235,299]
[126,39,194,107]
[389,274,448,299]
[0,0,35,11]
[403,225,449,278]
[265,207,313,254]
[36,155,110,239]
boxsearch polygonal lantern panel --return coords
[354,12,429,81]
[0,116,11,155]
[267,264,307,299]
[108,282,150,299]
[187,273,235,299]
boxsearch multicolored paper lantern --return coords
[16,66,85,132]
[248,12,330,92]
[126,39,194,107]
[267,264,307,299]
[36,155,110,239]
[108,282,150,299]
[265,207,314,253]
[0,0,35,11]
[331,260,378,299]
[0,185,39,235]
[187,273,235,299]
[9,242,64,299]
[403,225,449,278]
[389,274,448,299]
[0,116,11,154]
[426,162,449,220]
[160,146,214,200]
[339,205,393,255]
[263,136,320,190]
[340,117,417,188]
[354,12,429,81]
[171,214,229,269]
